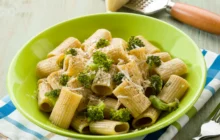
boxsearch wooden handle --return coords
[170,2,220,35]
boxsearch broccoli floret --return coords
[45,89,61,105]
[59,74,69,86]
[96,39,110,49]
[110,108,130,122]
[149,75,163,94]
[88,63,99,71]
[149,95,179,112]
[77,72,95,88]
[45,89,61,98]
[113,72,125,85]
[146,55,161,69]
[66,48,77,56]
[87,101,105,122]
[89,51,113,72]
[127,36,145,51]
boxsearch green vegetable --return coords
[59,74,69,86]
[127,36,144,51]
[113,72,125,85]
[87,101,105,122]
[77,72,95,88]
[96,39,110,49]
[66,48,77,56]
[146,55,161,69]
[89,51,113,72]
[45,89,61,98]
[88,63,99,71]
[149,75,163,94]
[110,108,130,122]
[45,89,61,105]
[149,95,179,112]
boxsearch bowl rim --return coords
[7,12,207,139]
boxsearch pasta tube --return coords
[48,37,81,57]
[47,70,63,90]
[136,35,160,54]
[76,89,93,112]
[103,97,121,119]
[138,62,149,80]
[101,38,129,64]
[129,47,147,60]
[63,55,87,77]
[109,64,119,77]
[37,79,54,112]
[113,80,151,118]
[36,54,65,78]
[155,58,188,81]
[82,29,112,55]
[67,77,94,112]
[111,38,128,50]
[49,87,82,129]
[117,61,143,85]
[132,106,161,128]
[67,77,82,88]
[158,75,189,103]
[91,69,114,96]
[89,120,129,135]
[147,52,172,62]
[71,115,90,134]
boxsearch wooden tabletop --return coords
[0,0,220,139]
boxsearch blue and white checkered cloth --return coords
[0,49,220,140]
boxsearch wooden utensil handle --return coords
[170,2,220,35]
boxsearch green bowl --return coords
[7,13,206,139]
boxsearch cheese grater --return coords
[123,0,220,35]
[124,0,173,15]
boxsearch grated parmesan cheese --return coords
[117,95,130,99]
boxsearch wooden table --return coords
[0,0,219,139]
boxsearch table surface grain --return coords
[0,0,220,140]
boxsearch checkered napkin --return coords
[0,49,220,140]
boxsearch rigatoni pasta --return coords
[49,87,82,129]
[101,39,129,64]
[47,37,82,57]
[36,29,189,135]
[158,75,189,103]
[147,52,172,62]
[113,79,151,118]
[111,38,128,50]
[136,35,160,54]
[117,61,143,85]
[82,29,112,56]
[89,120,129,135]
[103,97,121,119]
[36,54,65,78]
[37,79,54,112]
[155,58,188,81]
[71,115,90,134]
[132,106,161,128]
[75,89,93,112]
[67,77,82,88]
[63,55,87,77]
[129,47,147,60]
[91,69,113,96]
[47,70,63,90]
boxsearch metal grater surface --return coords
[124,0,168,15]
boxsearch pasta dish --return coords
[36,29,189,135]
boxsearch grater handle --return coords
[170,2,220,35]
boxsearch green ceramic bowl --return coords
[7,13,206,139]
